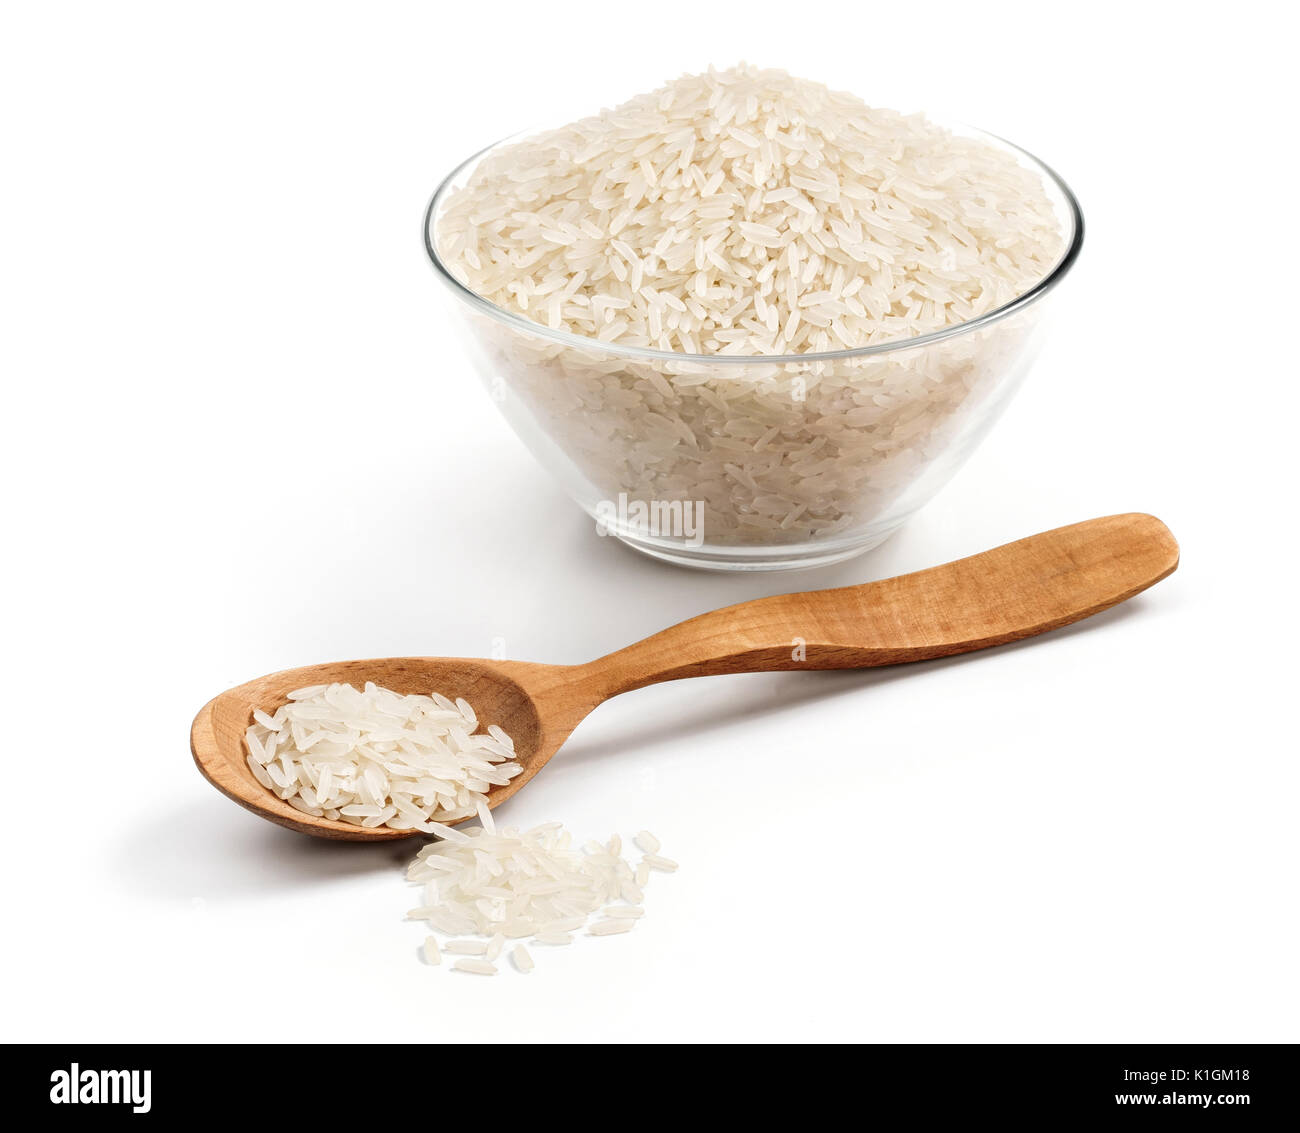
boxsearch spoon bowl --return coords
[192,514,1179,839]
[191,657,578,839]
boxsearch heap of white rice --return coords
[439,65,1061,355]
[434,66,1066,546]
[408,824,676,975]
[243,682,522,830]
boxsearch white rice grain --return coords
[588,920,635,936]
[539,917,586,934]
[643,854,679,873]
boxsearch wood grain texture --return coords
[583,512,1179,695]
[191,513,1178,839]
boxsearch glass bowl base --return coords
[614,526,901,572]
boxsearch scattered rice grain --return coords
[588,919,635,936]
[634,830,661,854]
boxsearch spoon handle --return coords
[585,514,1178,697]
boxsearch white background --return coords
[2,0,1297,1043]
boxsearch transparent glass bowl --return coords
[424,126,1083,571]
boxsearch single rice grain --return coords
[589,919,635,936]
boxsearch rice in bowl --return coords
[429,65,1078,567]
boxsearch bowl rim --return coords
[422,122,1084,365]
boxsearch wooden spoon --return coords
[191,513,1178,840]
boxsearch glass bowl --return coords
[423,124,1083,571]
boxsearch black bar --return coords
[6,1043,1295,1121]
